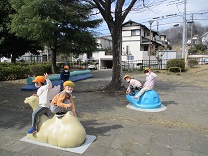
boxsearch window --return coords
[131,30,140,36]
[144,46,148,51]
[147,32,150,36]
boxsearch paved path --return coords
[0,69,208,156]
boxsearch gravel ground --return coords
[0,65,208,130]
[0,65,208,155]
[0,65,208,109]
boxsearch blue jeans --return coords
[50,99,70,114]
[32,106,49,127]
[60,80,64,91]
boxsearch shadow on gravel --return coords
[0,108,31,129]
[81,119,123,136]
[162,101,178,106]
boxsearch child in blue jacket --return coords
[60,65,70,91]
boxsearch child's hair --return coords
[123,74,130,80]
[144,68,150,73]
[40,82,44,85]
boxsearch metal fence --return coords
[188,57,208,65]
[122,60,162,70]
[122,57,208,71]
[20,55,208,70]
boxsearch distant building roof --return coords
[96,35,112,41]
[122,20,158,35]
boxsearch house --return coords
[77,35,113,69]
[201,32,208,47]
[0,57,11,63]
[96,35,112,49]
[187,35,201,46]
[121,20,163,61]
[79,20,169,69]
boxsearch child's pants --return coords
[32,106,49,128]
[60,80,64,91]
[135,86,153,98]
[50,99,70,114]
[129,85,141,96]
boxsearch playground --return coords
[0,66,208,155]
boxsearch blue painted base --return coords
[21,74,93,91]
[126,90,162,109]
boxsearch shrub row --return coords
[0,63,52,81]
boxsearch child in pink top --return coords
[134,68,157,99]
[123,74,142,96]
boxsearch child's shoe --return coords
[133,96,139,100]
[27,127,37,134]
[55,112,66,118]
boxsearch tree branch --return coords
[122,0,137,23]
[115,0,125,24]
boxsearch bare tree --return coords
[161,22,208,47]
[86,0,138,91]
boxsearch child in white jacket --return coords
[27,73,52,134]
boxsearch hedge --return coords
[0,63,52,81]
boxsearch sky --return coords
[93,0,208,35]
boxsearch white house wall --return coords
[122,41,142,60]
[158,50,181,69]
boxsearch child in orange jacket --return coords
[50,80,76,117]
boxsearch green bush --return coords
[0,62,52,81]
[188,59,198,67]
[0,67,11,80]
[0,65,30,80]
[41,63,52,74]
[167,59,185,72]
[9,65,29,79]
[29,65,44,76]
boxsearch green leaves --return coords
[9,0,101,52]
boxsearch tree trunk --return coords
[11,53,16,63]
[109,26,124,91]
[51,43,59,73]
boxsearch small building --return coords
[157,50,182,69]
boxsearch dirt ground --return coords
[0,65,208,110]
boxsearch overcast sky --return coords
[93,0,208,35]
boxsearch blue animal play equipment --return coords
[126,90,162,109]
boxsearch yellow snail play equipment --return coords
[24,96,86,148]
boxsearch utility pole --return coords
[126,45,129,70]
[182,0,186,59]
[148,20,154,68]
[190,14,194,49]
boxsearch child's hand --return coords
[72,110,77,116]
[44,73,48,79]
